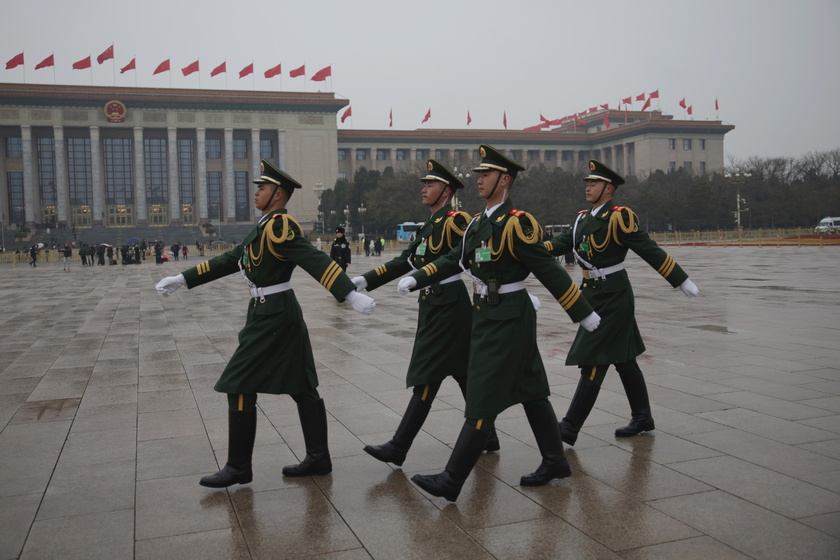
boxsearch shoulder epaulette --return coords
[473,212,482,218]
[447,210,459,217]
[611,206,627,211]
[509,209,527,217]
[577,209,588,215]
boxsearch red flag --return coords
[636,93,645,102]
[600,103,609,110]
[641,97,652,111]
[523,124,543,131]
[290,64,305,78]
[264,64,281,78]
[687,105,693,116]
[715,98,719,111]
[539,113,549,122]
[311,65,331,81]
[389,108,393,128]
[153,59,170,75]
[503,111,507,129]
[239,63,254,78]
[340,106,352,123]
[422,109,431,124]
[589,107,598,113]
[467,110,472,126]
[622,96,632,105]
[649,89,659,99]
[97,45,114,64]
[181,60,199,76]
[574,113,586,126]
[547,118,562,127]
[120,58,136,74]
[72,56,92,70]
[603,112,611,129]
[5,53,24,70]
[35,55,55,70]
[210,62,226,77]
[679,97,686,109]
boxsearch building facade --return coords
[0,83,732,232]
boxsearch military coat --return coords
[545,204,688,366]
[409,199,594,418]
[181,210,355,396]
[363,205,472,387]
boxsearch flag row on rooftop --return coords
[4,47,332,81]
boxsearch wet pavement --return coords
[0,246,838,560]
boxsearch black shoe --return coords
[411,423,489,502]
[363,440,408,466]
[520,459,571,486]
[283,398,332,477]
[282,452,332,477]
[615,416,655,437]
[521,400,571,486]
[411,472,462,502]
[199,464,253,488]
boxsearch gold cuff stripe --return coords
[422,263,438,277]
[557,284,581,310]
[320,262,342,290]
[196,262,210,275]
[544,241,554,252]
[375,265,387,276]
[658,256,676,278]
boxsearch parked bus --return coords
[396,222,424,242]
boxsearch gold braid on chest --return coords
[427,212,470,254]
[588,208,638,252]
[487,213,542,261]
[247,214,301,267]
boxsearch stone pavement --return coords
[0,246,838,560]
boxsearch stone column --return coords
[276,129,286,169]
[168,127,181,225]
[53,125,69,226]
[224,128,235,223]
[196,128,208,223]
[89,126,103,227]
[21,125,35,227]
[133,127,147,226]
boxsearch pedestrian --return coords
[171,242,179,261]
[316,237,322,251]
[397,145,600,501]
[62,243,72,271]
[140,239,147,260]
[182,244,188,260]
[155,159,375,489]
[353,159,499,467]
[29,245,37,267]
[544,160,699,444]
[330,227,351,271]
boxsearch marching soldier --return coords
[330,227,352,271]
[352,160,499,468]
[155,159,375,488]
[544,160,699,445]
[397,145,601,501]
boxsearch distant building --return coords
[0,82,733,231]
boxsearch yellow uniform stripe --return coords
[196,261,210,275]
[320,262,341,290]
[557,284,581,310]
[375,265,387,276]
[476,419,483,430]
[421,384,430,401]
[588,366,598,381]
[658,256,675,278]
[421,263,438,277]
[237,394,244,411]
[544,241,554,252]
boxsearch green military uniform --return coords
[182,210,354,396]
[364,205,472,387]
[409,197,593,418]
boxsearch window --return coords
[699,161,706,175]
[416,149,427,160]
[338,171,347,180]
[144,138,168,204]
[104,138,134,205]
[67,137,92,206]
[528,150,540,161]
[435,149,445,160]
[260,139,273,159]
[544,151,556,161]
[699,139,706,150]
[6,172,24,224]
[206,138,221,159]
[178,139,195,204]
[683,139,692,150]
[5,137,22,158]
[337,149,347,160]
[207,172,222,220]
[683,161,693,173]
[668,139,676,150]
[233,138,247,159]
[396,149,406,161]
[235,171,250,221]
[668,161,676,172]
[376,149,387,161]
[37,137,57,207]
[356,149,367,161]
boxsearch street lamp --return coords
[724,172,751,230]
[343,205,350,236]
[453,166,470,211]
[313,181,324,233]
[357,202,366,237]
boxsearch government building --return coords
[0,82,733,233]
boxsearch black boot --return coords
[457,380,500,453]
[559,375,601,446]
[282,398,332,477]
[614,361,655,437]
[521,400,571,486]
[200,408,257,488]
[363,394,431,466]
[411,422,489,501]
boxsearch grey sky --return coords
[3,0,838,162]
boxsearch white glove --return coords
[397,277,417,296]
[578,311,601,332]
[156,274,185,297]
[528,293,541,312]
[345,290,375,315]
[679,279,699,298]
[351,276,368,291]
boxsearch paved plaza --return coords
[0,245,839,559]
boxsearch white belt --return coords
[583,263,625,281]
[474,280,526,297]
[250,281,292,301]
[439,274,462,285]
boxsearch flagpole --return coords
[88,55,93,86]
[52,54,56,85]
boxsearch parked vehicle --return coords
[814,217,840,234]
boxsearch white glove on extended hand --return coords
[397,277,417,296]
[345,290,375,315]
[679,278,699,298]
[579,311,601,332]
[528,293,541,312]
[351,276,368,291]
[156,274,185,297]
